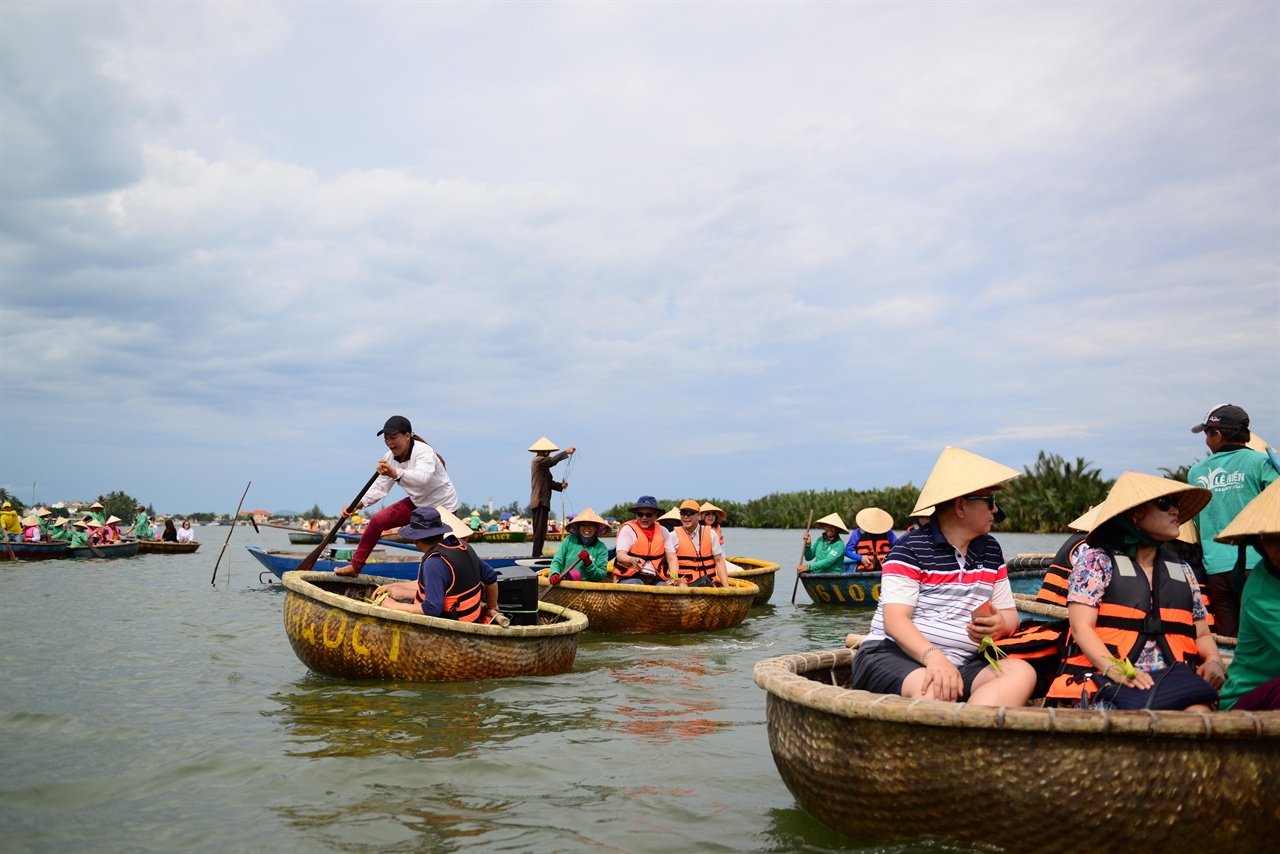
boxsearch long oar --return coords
[210,481,252,585]
[791,509,814,604]
[3,536,16,562]
[294,472,380,574]
[538,552,588,600]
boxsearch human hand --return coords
[578,549,591,565]
[1197,658,1226,691]
[859,555,872,568]
[566,447,576,454]
[1104,665,1154,690]
[560,480,569,490]
[966,609,1004,643]
[920,650,963,702]
[802,532,811,546]
[375,460,396,478]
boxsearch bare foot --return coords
[333,564,361,577]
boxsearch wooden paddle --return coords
[2,536,16,562]
[539,551,588,600]
[293,472,381,575]
[791,509,814,604]
[210,481,253,585]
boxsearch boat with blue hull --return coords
[1,541,70,561]
[800,556,1049,608]
[247,545,556,582]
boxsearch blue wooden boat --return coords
[247,545,555,582]
[66,541,141,559]
[799,560,1048,608]
[1,541,70,561]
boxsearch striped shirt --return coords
[863,524,1012,665]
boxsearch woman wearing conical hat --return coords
[850,447,1037,707]
[547,509,611,585]
[1215,480,1280,711]
[843,507,898,572]
[20,515,41,542]
[1044,472,1223,710]
[700,502,726,547]
[802,513,849,574]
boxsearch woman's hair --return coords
[164,519,176,532]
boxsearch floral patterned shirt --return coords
[1066,544,1206,673]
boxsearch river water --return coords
[0,527,1064,853]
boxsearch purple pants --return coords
[348,497,415,572]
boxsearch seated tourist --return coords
[1046,472,1223,710]
[372,507,500,623]
[851,447,1036,707]
[1215,480,1280,711]
[700,502,726,546]
[547,508,611,584]
[802,513,849,574]
[21,515,41,542]
[666,500,728,587]
[613,496,674,585]
[177,520,195,542]
[658,506,680,532]
[844,507,898,571]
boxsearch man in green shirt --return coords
[128,504,153,540]
[1188,404,1279,637]
[802,512,850,574]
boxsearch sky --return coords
[1,1,1277,518]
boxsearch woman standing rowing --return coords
[334,415,459,577]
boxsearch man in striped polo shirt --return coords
[851,447,1037,707]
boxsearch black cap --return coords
[1191,404,1249,434]
[377,415,412,436]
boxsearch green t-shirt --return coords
[134,512,153,539]
[804,536,846,573]
[1219,565,1280,709]
[1189,448,1278,575]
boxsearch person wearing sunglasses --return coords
[1046,472,1224,710]
[613,496,676,585]
[850,447,1036,707]
[1187,404,1277,637]
[666,500,729,588]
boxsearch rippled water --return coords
[0,527,1063,852]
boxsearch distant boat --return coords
[0,541,69,561]
[288,532,324,545]
[66,541,140,558]
[726,556,781,606]
[798,559,1049,607]
[136,541,201,554]
[537,573,759,634]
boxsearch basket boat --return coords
[66,541,140,558]
[0,541,69,560]
[136,541,201,554]
[754,644,1279,852]
[726,556,780,606]
[287,531,324,545]
[537,573,758,634]
[247,545,553,581]
[799,559,1049,608]
[282,571,587,681]
[467,530,529,544]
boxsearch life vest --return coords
[994,618,1070,699]
[417,540,488,623]
[851,532,894,571]
[616,520,667,579]
[674,524,717,585]
[1046,546,1201,702]
[23,526,41,541]
[1037,532,1087,606]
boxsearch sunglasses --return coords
[679,510,698,516]
[1152,496,1181,512]
[962,494,997,509]
[634,512,656,519]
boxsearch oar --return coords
[791,509,814,604]
[294,472,380,574]
[210,481,252,586]
[539,552,588,600]
[3,536,16,562]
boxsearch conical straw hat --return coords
[1176,520,1199,545]
[90,502,103,509]
[435,507,473,540]
[566,508,607,533]
[107,516,122,525]
[1067,505,1100,532]
[910,447,1021,516]
[50,517,67,527]
[528,437,559,452]
[814,512,849,534]
[1086,472,1212,534]
[699,502,726,522]
[658,507,681,524]
[35,507,50,517]
[854,507,894,535]
[1215,479,1280,543]
[20,515,38,527]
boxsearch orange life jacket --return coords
[852,533,893,571]
[1036,532,1086,606]
[616,519,667,578]
[674,524,717,585]
[416,540,487,623]
[1046,547,1201,702]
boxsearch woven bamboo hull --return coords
[288,532,324,545]
[538,575,757,634]
[726,556,779,605]
[282,572,587,681]
[136,541,201,554]
[0,541,69,560]
[755,647,1280,852]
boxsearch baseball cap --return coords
[1191,404,1249,434]
[378,415,413,436]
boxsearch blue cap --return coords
[630,496,660,513]
[398,507,452,540]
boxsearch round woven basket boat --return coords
[538,573,758,634]
[726,556,780,606]
[754,646,1279,852]
[282,571,587,681]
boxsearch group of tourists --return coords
[3,500,196,546]
[834,402,1278,713]
[799,507,902,574]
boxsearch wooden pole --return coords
[210,481,252,586]
[791,509,814,604]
